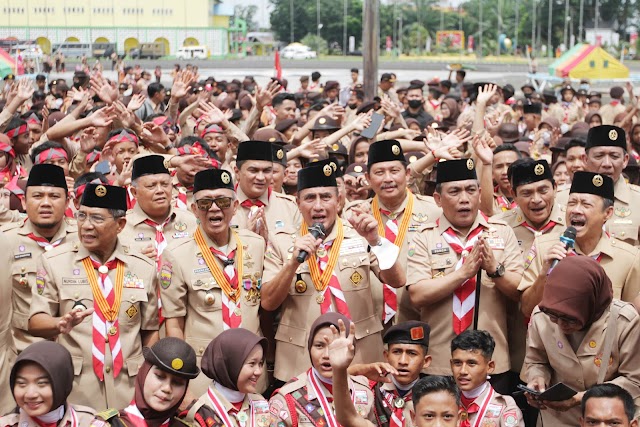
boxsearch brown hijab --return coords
[201,329,267,391]
[540,256,613,330]
[307,312,353,354]
[10,341,74,411]
[133,361,184,427]
[441,98,460,129]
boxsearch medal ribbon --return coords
[373,191,414,324]
[441,224,485,334]
[195,227,243,302]
[207,387,245,427]
[301,219,344,294]
[83,257,124,380]
[307,369,355,427]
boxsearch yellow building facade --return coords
[0,0,233,56]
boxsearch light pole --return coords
[343,0,347,55]
[547,0,552,57]
[578,0,584,41]
[563,0,569,49]
[531,0,536,54]
[514,1,519,53]
[478,0,483,57]
[316,0,321,46]
[496,0,502,56]
[290,0,294,43]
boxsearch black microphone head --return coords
[564,226,577,241]
[309,222,327,238]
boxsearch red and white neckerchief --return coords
[88,258,123,380]
[210,246,241,330]
[460,386,495,427]
[143,216,172,324]
[123,402,170,427]
[441,223,485,334]
[207,386,251,427]
[26,233,64,251]
[495,187,516,212]
[126,185,137,210]
[307,369,355,427]
[520,219,557,236]
[317,240,351,318]
[381,387,412,427]
[382,211,399,324]
[64,205,75,219]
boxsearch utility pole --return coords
[363,0,379,101]
[579,0,584,41]
[514,1,519,52]
[547,0,552,57]
[531,0,536,54]
[563,0,569,49]
[343,0,347,55]
[290,0,294,43]
[479,0,483,57]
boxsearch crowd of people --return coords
[0,61,638,427]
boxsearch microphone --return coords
[297,223,327,263]
[549,226,577,270]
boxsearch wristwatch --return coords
[487,263,505,278]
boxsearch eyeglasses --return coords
[75,211,114,225]
[195,197,233,211]
[541,309,580,327]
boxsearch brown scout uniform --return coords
[523,300,640,427]
[160,227,266,396]
[268,374,376,426]
[494,204,565,372]
[518,232,640,302]
[462,385,524,427]
[171,174,195,210]
[406,214,523,375]
[555,178,640,246]
[343,192,442,327]
[1,217,78,352]
[262,223,386,382]
[0,233,16,415]
[599,102,626,125]
[29,241,159,411]
[0,405,99,427]
[370,381,416,427]
[182,387,270,427]
[231,186,302,241]
[120,203,197,253]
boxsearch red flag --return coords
[275,50,282,80]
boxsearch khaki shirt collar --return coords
[74,239,129,264]
[437,213,489,239]
[209,385,251,415]
[614,177,630,204]
[517,203,566,230]
[18,218,72,242]
[237,185,269,207]
[130,203,175,227]
[575,231,615,258]
[377,191,410,217]
[199,225,236,252]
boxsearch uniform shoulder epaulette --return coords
[64,217,78,227]
[490,209,512,222]
[123,247,155,266]
[237,228,265,244]
[628,183,640,194]
[95,408,120,421]
[0,412,20,426]
[343,198,371,214]
[414,193,436,203]
[419,221,438,232]
[277,377,307,396]
[73,405,97,415]
[125,209,135,217]
[613,300,639,322]
[0,221,22,232]
[44,241,79,259]
[608,238,639,255]
[350,374,371,387]
[487,216,509,226]
[273,192,297,204]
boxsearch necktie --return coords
[317,241,351,318]
[380,209,399,324]
[442,225,484,334]
[88,258,122,380]
[210,247,241,329]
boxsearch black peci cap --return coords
[131,155,169,180]
[367,139,405,168]
[508,159,553,190]
[523,102,543,115]
[81,184,127,211]
[570,171,614,200]
[236,140,273,162]
[298,161,337,192]
[143,337,200,379]
[27,164,67,190]
[193,169,234,193]
[436,159,477,184]
[585,125,627,151]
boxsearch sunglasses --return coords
[195,197,233,211]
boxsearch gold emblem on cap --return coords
[332,143,340,151]
[593,174,604,187]
[323,164,332,176]
[609,129,618,140]
[392,144,401,155]
[354,165,363,173]
[409,155,417,163]
[171,358,184,370]
[329,161,337,171]
[466,158,474,170]
[319,117,327,125]
[95,185,107,197]
[269,137,276,142]
[221,172,231,184]
[534,164,545,176]
[276,149,284,160]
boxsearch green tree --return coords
[234,5,260,32]
[301,34,329,54]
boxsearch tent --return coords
[549,43,629,80]
[0,47,15,78]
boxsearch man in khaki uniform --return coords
[261,160,406,383]
[160,168,266,395]
[407,158,523,394]
[520,171,640,317]
[599,86,626,125]
[0,221,17,415]
[28,183,159,411]
[344,140,442,327]
[556,125,640,246]
[0,165,78,353]
[231,140,301,242]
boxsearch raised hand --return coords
[476,84,498,106]
[326,319,356,371]
[127,93,146,112]
[58,307,94,334]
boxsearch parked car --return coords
[130,43,167,59]
[176,46,208,59]
[52,42,92,58]
[10,44,43,59]
[281,43,317,59]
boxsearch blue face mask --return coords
[580,83,590,91]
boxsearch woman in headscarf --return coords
[1,341,99,427]
[440,98,460,130]
[179,329,270,427]
[97,337,200,427]
[268,313,376,427]
[523,256,640,427]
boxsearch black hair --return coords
[311,71,321,81]
[177,135,219,160]
[581,383,635,422]
[30,140,70,164]
[350,68,358,74]
[6,117,26,134]
[147,82,165,98]
[74,172,109,189]
[308,103,327,113]
[456,70,467,78]
[450,330,495,360]
[565,138,586,152]
[412,375,461,407]
[493,143,523,159]
[273,92,296,108]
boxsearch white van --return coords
[52,42,92,58]
[176,46,208,60]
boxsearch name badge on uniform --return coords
[408,225,420,232]
[487,238,505,250]
[431,247,450,255]
[193,267,211,275]
[62,278,90,285]
[172,232,189,239]
[339,238,367,256]
[14,252,32,260]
